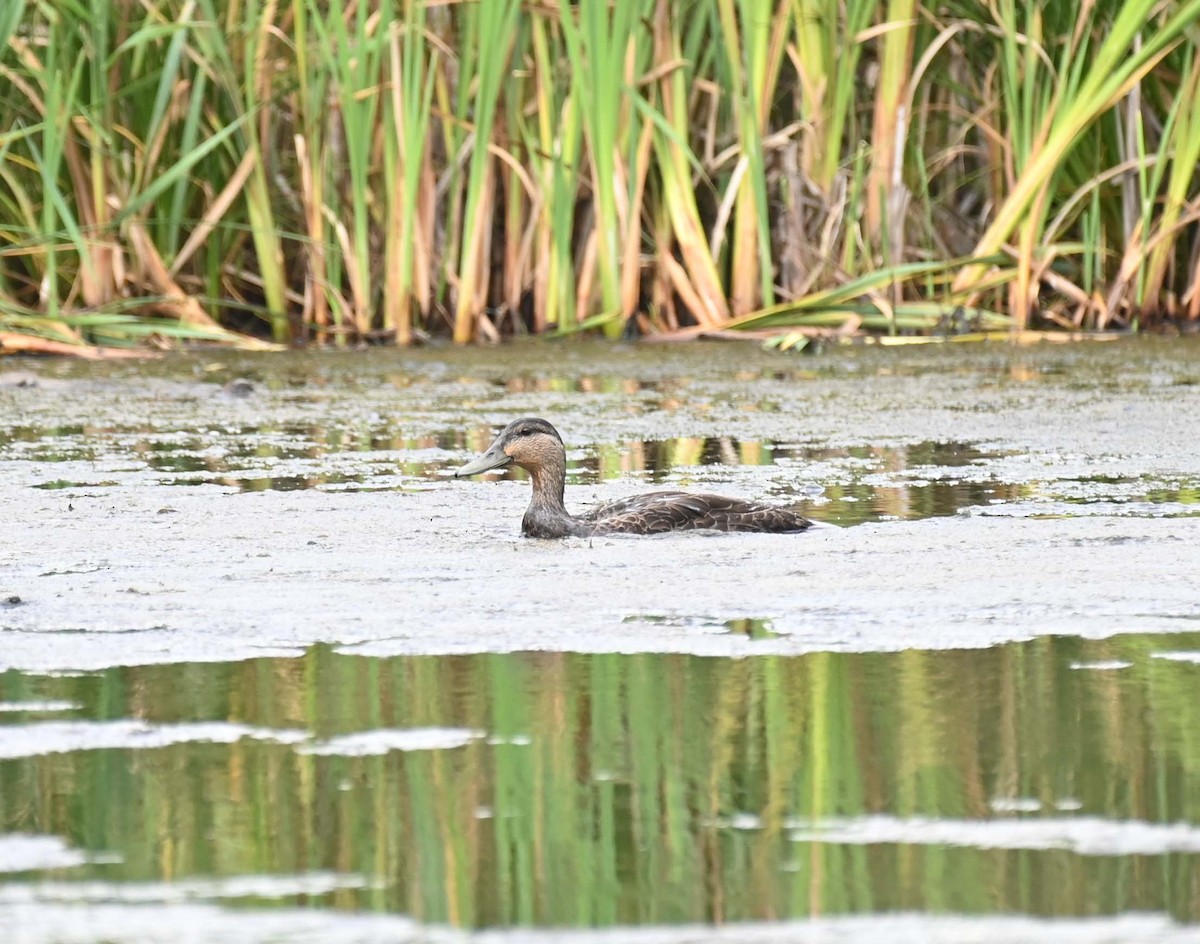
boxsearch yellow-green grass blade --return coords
[452,0,521,342]
[956,0,1200,294]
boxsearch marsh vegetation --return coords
[3,1,1200,353]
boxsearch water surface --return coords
[2,633,1199,930]
[4,340,1200,524]
[3,339,1200,941]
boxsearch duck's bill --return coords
[454,444,512,477]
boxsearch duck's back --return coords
[579,490,811,534]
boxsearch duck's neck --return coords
[522,453,587,538]
[529,451,566,509]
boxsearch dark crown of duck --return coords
[455,417,813,539]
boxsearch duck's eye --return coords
[519,427,534,436]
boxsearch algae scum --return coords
[2,340,1200,942]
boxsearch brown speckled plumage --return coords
[455,417,813,538]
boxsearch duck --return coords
[454,417,814,538]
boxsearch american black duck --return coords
[454,417,814,538]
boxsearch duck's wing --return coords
[579,491,811,534]
[576,491,695,528]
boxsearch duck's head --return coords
[454,417,564,477]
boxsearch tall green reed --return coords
[4,0,1200,352]
[451,0,521,342]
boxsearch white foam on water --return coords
[988,797,1043,813]
[0,720,309,760]
[0,701,81,713]
[0,835,117,873]
[1151,651,1200,664]
[787,815,1200,855]
[0,906,1193,944]
[295,727,485,755]
[0,871,375,904]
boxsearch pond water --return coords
[2,632,1200,933]
[9,421,1020,523]
[2,338,1200,941]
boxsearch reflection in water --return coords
[723,618,779,639]
[2,634,1200,925]
[4,342,1200,524]
[622,615,783,640]
[1,416,1025,522]
[3,401,1198,521]
[581,438,1021,523]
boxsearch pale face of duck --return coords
[454,417,564,478]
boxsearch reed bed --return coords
[2,0,1199,353]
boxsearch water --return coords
[2,633,1199,930]
[3,339,1200,940]
[5,425,1025,522]
[4,414,1196,525]
[4,342,1199,524]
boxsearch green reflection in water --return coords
[4,408,1196,522]
[486,436,1026,524]
[2,416,1029,521]
[722,617,779,639]
[2,634,1200,925]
